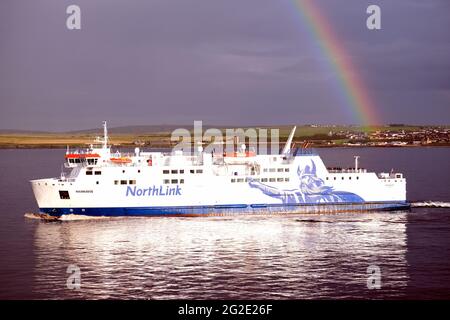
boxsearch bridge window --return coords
[59,190,70,200]
[196,169,203,174]
[87,159,97,165]
[285,168,290,172]
[285,178,290,182]
[277,168,283,172]
[180,169,185,174]
[86,171,93,175]
[171,179,178,184]
[163,170,169,174]
[94,171,101,175]
[277,178,284,182]
[261,178,268,182]
[129,180,136,185]
[114,180,119,185]
[237,178,244,183]
[180,179,184,184]
[269,178,275,182]
[163,179,170,184]
[171,170,178,174]
[190,169,195,174]
[269,168,276,173]
[120,180,127,185]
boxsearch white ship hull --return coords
[30,123,409,217]
[31,156,408,217]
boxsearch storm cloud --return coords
[0,0,449,130]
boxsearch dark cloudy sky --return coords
[1,0,449,131]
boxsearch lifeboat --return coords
[224,151,256,158]
[65,153,100,159]
[110,157,132,164]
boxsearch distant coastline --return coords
[0,124,449,149]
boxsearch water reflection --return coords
[33,213,408,299]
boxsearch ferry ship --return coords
[30,122,409,217]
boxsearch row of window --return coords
[326,176,403,183]
[114,180,136,185]
[123,169,141,174]
[262,168,290,173]
[68,158,98,165]
[326,176,359,181]
[87,159,98,165]
[68,158,83,164]
[163,179,185,184]
[162,169,203,174]
[86,170,102,176]
[88,169,204,176]
[231,177,290,183]
[112,179,186,185]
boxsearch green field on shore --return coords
[0,125,446,148]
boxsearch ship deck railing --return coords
[293,148,318,156]
[327,168,368,173]
[58,178,77,182]
[378,172,404,179]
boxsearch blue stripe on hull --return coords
[40,202,410,217]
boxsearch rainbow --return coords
[290,0,380,125]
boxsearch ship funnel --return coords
[281,126,296,155]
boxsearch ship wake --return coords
[24,212,113,221]
[411,201,450,208]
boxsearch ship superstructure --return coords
[30,122,409,217]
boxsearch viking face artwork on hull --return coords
[248,160,364,204]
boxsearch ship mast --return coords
[102,120,108,149]
[354,155,360,172]
[281,126,296,155]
